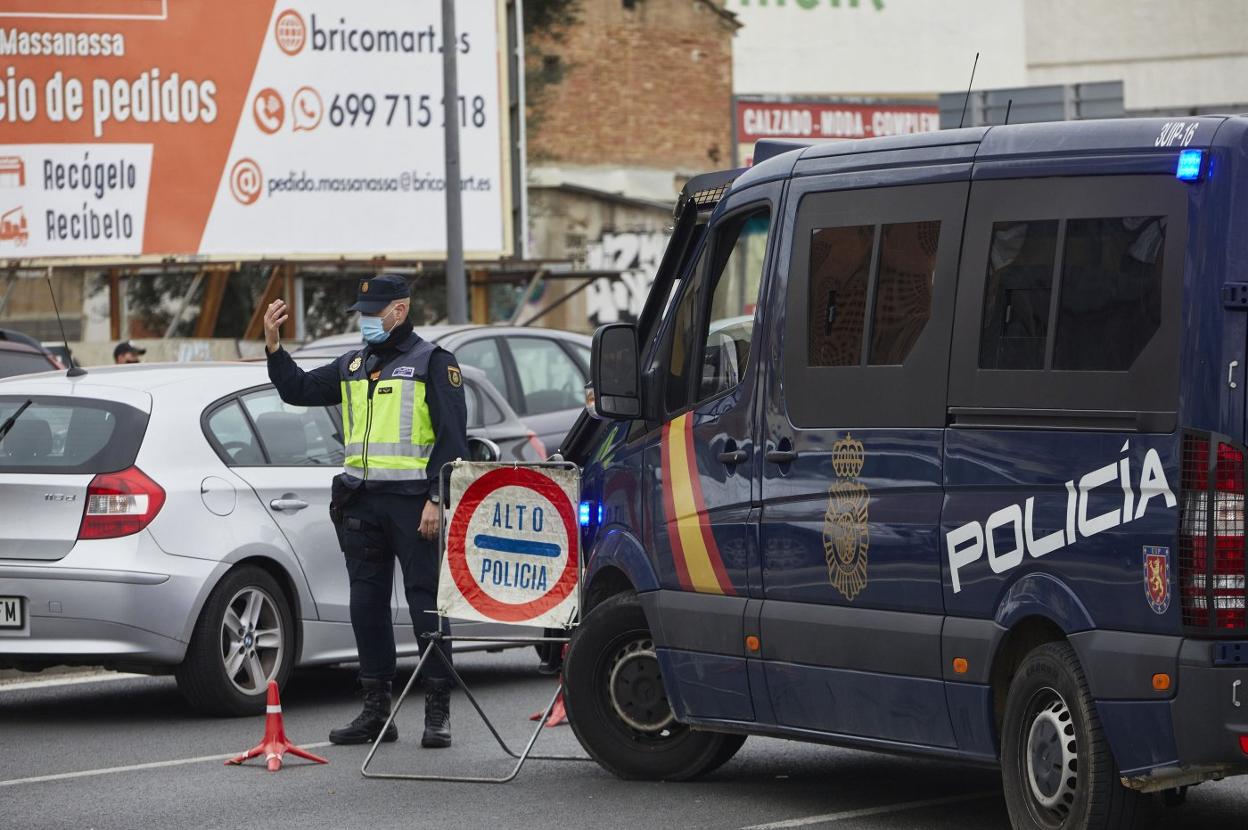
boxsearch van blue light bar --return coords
[579,501,591,527]
[1176,149,1204,181]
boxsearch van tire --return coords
[1001,642,1147,830]
[563,590,745,780]
[176,565,295,717]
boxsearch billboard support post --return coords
[442,0,468,324]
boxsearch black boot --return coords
[421,680,452,748]
[330,679,399,745]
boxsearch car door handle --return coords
[717,449,747,465]
[269,498,309,512]
[765,449,798,464]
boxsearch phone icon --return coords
[253,88,285,135]
[292,87,323,132]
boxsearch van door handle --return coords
[717,449,747,465]
[269,498,309,512]
[765,449,798,464]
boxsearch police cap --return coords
[346,274,409,314]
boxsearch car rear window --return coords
[0,351,54,379]
[0,395,149,474]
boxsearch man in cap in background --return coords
[262,274,468,748]
[113,341,145,364]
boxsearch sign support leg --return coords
[360,633,587,783]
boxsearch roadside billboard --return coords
[734,97,941,166]
[0,0,513,262]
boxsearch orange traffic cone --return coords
[529,682,569,727]
[226,681,329,772]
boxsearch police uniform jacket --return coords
[266,322,468,499]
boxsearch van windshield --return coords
[0,396,149,474]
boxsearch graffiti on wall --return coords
[584,230,670,326]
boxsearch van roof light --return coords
[1176,149,1204,182]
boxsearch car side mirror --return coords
[467,436,501,462]
[591,323,641,419]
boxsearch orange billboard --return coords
[0,0,513,261]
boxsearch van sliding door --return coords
[756,178,967,747]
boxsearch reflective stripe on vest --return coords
[339,373,436,482]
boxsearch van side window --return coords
[809,225,874,366]
[783,182,965,428]
[1054,216,1165,371]
[948,176,1185,418]
[974,216,1167,372]
[870,221,940,365]
[978,220,1060,370]
[666,207,771,412]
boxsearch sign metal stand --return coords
[360,460,590,783]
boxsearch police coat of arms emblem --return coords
[824,434,869,601]
[1144,546,1171,614]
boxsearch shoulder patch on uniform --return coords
[392,365,415,378]
[447,366,462,388]
[348,354,362,373]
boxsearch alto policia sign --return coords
[0,0,514,261]
[437,462,580,629]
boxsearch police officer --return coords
[263,274,467,748]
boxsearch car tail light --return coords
[526,431,547,461]
[1179,434,1247,633]
[78,466,166,540]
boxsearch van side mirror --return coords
[591,323,642,419]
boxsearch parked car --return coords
[0,339,60,379]
[294,325,591,456]
[0,329,65,372]
[0,329,62,379]
[0,360,541,716]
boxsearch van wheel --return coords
[563,591,745,780]
[176,565,294,717]
[1001,642,1146,830]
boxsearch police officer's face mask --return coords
[359,304,402,344]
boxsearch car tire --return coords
[563,590,745,781]
[1001,641,1147,830]
[176,565,295,717]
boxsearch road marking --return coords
[0,671,146,692]
[739,792,997,829]
[0,743,335,788]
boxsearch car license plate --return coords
[0,597,23,629]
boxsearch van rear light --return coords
[1179,434,1248,633]
[78,466,166,540]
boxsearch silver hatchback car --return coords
[0,361,540,715]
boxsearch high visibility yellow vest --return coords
[337,338,437,482]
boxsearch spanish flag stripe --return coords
[684,415,736,596]
[661,418,694,591]
[666,413,731,596]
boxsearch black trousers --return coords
[339,490,451,684]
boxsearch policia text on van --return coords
[559,119,1248,830]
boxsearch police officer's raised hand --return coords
[263,299,289,353]
[420,500,439,541]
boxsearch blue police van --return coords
[559,117,1248,830]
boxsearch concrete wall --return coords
[731,0,1028,97]
[1025,0,1248,110]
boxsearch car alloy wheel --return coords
[219,586,285,696]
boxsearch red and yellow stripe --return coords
[661,412,736,596]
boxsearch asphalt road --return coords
[2,651,1246,830]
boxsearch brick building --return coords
[519,0,739,331]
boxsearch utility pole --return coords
[442,0,468,324]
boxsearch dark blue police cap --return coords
[346,274,410,313]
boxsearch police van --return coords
[560,117,1248,830]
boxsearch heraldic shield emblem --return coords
[824,434,869,601]
[1144,546,1171,614]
